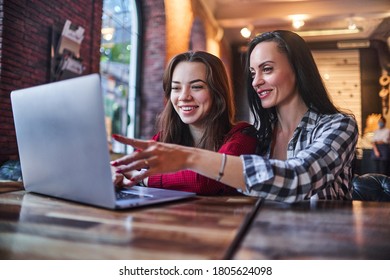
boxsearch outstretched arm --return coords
[110,135,246,191]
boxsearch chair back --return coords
[352,173,390,202]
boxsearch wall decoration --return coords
[379,73,390,115]
[50,20,85,81]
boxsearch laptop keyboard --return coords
[116,191,141,200]
[115,189,154,200]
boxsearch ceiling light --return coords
[289,14,308,29]
[348,18,357,30]
[240,27,251,38]
[296,28,361,37]
[337,40,370,49]
[292,19,305,29]
[240,25,253,39]
[348,22,357,30]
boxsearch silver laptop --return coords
[11,74,195,209]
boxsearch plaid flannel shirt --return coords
[241,109,358,202]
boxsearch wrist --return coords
[216,153,227,182]
[138,169,148,187]
[185,146,199,170]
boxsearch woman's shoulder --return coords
[225,121,258,138]
[311,112,359,139]
[220,122,260,154]
[309,108,355,122]
[311,110,358,128]
[230,121,256,131]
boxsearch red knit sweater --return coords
[147,122,258,195]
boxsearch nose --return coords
[252,74,265,89]
[178,87,192,101]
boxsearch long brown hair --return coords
[157,51,235,151]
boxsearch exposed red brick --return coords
[0,0,103,163]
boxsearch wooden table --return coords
[0,180,24,194]
[0,190,260,260]
[234,200,390,260]
[1,181,389,260]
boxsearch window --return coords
[100,0,140,154]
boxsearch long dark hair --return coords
[157,51,235,151]
[245,30,347,153]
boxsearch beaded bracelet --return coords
[216,153,227,182]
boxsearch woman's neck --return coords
[189,125,205,147]
[271,99,307,160]
[276,96,308,134]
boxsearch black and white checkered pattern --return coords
[241,109,358,202]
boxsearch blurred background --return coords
[0,0,389,175]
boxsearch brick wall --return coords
[0,0,103,164]
[138,0,230,139]
[138,0,167,139]
[0,0,229,163]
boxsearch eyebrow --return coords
[190,79,206,84]
[171,79,207,84]
[250,60,274,70]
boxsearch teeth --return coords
[260,90,270,96]
[182,107,195,111]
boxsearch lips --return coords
[179,106,199,112]
[257,89,272,99]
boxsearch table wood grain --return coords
[0,181,24,194]
[0,190,259,260]
[234,200,390,260]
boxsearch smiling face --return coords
[170,61,212,130]
[249,41,298,110]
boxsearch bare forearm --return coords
[186,148,246,191]
[111,136,247,191]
